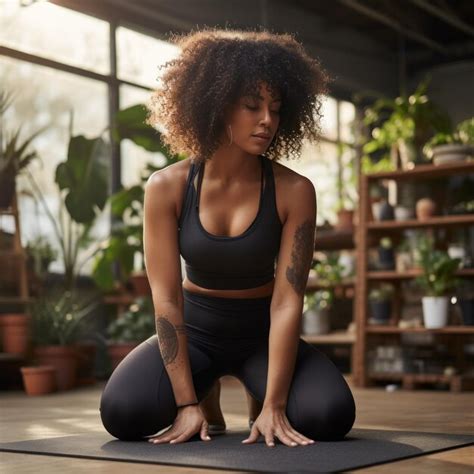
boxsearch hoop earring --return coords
[227,124,233,146]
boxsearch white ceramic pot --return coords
[432,144,472,165]
[302,309,330,335]
[422,296,449,328]
[394,206,412,221]
[372,202,382,221]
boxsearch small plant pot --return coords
[369,300,391,323]
[302,309,330,335]
[377,247,395,270]
[422,296,449,328]
[20,366,57,396]
[371,201,382,221]
[379,201,394,220]
[0,313,31,356]
[394,206,412,221]
[73,341,97,386]
[107,341,140,370]
[396,252,412,272]
[432,144,472,165]
[129,271,151,296]
[458,298,474,325]
[34,345,78,391]
[335,209,354,231]
[416,198,436,220]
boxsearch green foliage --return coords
[92,104,185,291]
[379,237,393,249]
[0,90,47,181]
[312,253,344,286]
[368,284,394,301]
[106,296,155,343]
[415,235,461,296]
[304,290,334,312]
[423,117,474,159]
[362,77,451,170]
[29,289,100,346]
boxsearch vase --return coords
[0,313,30,356]
[379,201,394,220]
[422,296,449,328]
[416,198,436,220]
[432,144,472,165]
[302,309,330,335]
[34,345,78,391]
[394,206,412,221]
[20,366,57,396]
[458,298,474,325]
[369,300,391,324]
[335,209,354,231]
[73,341,97,386]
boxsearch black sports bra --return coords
[178,155,283,290]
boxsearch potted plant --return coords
[396,239,412,272]
[362,77,451,170]
[92,104,184,294]
[416,197,436,220]
[302,290,334,335]
[0,312,31,356]
[415,236,461,328]
[105,295,156,370]
[25,235,58,281]
[28,288,100,390]
[20,365,57,396]
[377,237,395,270]
[423,118,474,165]
[0,90,47,208]
[368,284,394,324]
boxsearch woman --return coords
[100,28,356,448]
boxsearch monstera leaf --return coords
[113,104,170,154]
[55,135,110,224]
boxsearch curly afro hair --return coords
[145,27,330,163]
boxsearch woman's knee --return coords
[295,385,356,441]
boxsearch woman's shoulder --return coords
[271,159,311,191]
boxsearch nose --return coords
[259,107,274,127]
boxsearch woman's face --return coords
[224,81,282,154]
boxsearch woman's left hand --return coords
[241,405,316,448]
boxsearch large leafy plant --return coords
[29,288,100,346]
[415,235,461,296]
[92,104,185,291]
[27,119,110,291]
[106,296,155,343]
[362,77,451,171]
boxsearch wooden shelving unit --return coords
[354,160,474,389]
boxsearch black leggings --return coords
[100,288,356,441]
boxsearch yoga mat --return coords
[0,428,472,473]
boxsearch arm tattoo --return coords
[155,315,187,366]
[285,219,315,295]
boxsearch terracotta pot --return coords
[129,271,151,296]
[107,342,139,370]
[0,313,31,356]
[20,365,57,396]
[72,341,97,386]
[335,209,354,231]
[34,345,78,391]
[416,198,436,220]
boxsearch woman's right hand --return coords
[147,405,211,444]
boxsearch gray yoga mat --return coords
[0,428,472,472]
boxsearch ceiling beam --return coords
[409,0,474,38]
[337,0,450,55]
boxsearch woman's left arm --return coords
[264,176,317,410]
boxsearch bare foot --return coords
[199,379,226,426]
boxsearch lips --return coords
[252,134,271,140]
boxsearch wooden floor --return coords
[0,374,473,473]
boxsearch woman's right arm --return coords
[143,170,197,407]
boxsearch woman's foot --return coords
[199,379,226,432]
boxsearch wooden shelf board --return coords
[366,160,474,181]
[366,325,474,334]
[367,268,474,280]
[314,228,355,250]
[367,214,474,230]
[301,330,356,344]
